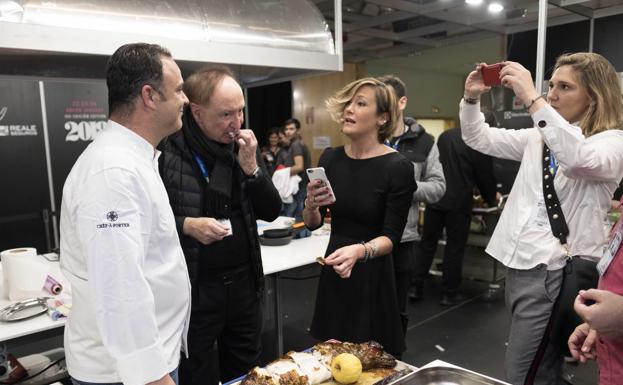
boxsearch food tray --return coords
[391,366,509,385]
[225,358,415,385]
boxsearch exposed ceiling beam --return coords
[367,0,507,34]
[549,2,594,18]
[505,12,586,34]
[354,28,438,46]
[366,0,467,15]
[343,11,414,32]
[549,0,590,6]
[593,4,623,18]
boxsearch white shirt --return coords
[60,121,191,385]
[460,100,623,270]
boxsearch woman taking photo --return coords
[303,78,416,357]
[460,52,623,385]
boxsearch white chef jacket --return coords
[460,100,623,270]
[60,121,191,385]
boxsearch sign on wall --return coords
[0,79,50,251]
[43,80,108,211]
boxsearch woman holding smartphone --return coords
[461,53,623,384]
[303,77,416,357]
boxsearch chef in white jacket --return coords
[60,43,191,385]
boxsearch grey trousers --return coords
[504,265,565,385]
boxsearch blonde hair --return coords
[553,52,623,136]
[184,65,235,106]
[325,77,399,143]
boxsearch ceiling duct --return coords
[0,0,342,86]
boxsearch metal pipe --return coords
[589,17,594,52]
[334,0,343,71]
[39,81,59,249]
[535,0,548,95]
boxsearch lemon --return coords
[331,353,362,384]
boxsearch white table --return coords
[0,259,68,342]
[1,219,330,356]
[257,217,330,355]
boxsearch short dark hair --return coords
[377,74,407,99]
[284,118,301,129]
[106,43,172,115]
[268,127,281,136]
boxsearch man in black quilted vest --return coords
[378,75,446,336]
[158,66,281,385]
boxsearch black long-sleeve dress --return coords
[309,147,417,356]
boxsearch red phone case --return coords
[482,63,502,86]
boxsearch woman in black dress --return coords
[303,78,417,356]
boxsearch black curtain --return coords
[246,81,292,149]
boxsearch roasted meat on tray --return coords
[313,341,396,371]
[240,341,399,385]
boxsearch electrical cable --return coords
[0,357,65,385]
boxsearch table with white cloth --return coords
[1,217,330,359]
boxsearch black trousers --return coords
[393,241,416,336]
[415,207,471,294]
[179,267,262,385]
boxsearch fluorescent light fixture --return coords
[488,2,504,13]
[465,0,483,5]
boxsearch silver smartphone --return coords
[306,167,336,203]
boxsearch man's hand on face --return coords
[236,129,258,175]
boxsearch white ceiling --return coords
[314,0,623,62]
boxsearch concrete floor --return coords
[261,245,599,385]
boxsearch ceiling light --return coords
[488,2,504,13]
[465,0,483,5]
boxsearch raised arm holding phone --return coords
[460,53,623,385]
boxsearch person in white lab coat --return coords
[60,43,191,385]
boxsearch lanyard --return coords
[548,152,558,177]
[385,123,409,150]
[384,138,400,150]
[193,152,210,183]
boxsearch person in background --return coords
[261,127,281,176]
[279,118,311,218]
[461,52,623,385]
[60,43,191,385]
[377,75,445,331]
[159,66,281,385]
[568,195,623,385]
[303,77,416,357]
[414,109,498,306]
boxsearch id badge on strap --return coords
[598,208,623,276]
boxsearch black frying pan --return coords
[262,228,293,239]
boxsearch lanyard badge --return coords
[598,197,623,276]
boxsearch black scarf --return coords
[182,107,240,218]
